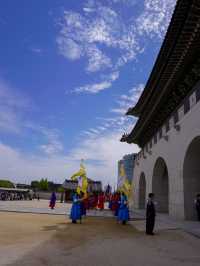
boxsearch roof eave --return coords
[126,107,140,117]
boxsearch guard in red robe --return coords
[111,192,120,216]
[98,192,105,210]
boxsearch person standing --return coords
[146,193,156,235]
[70,193,82,224]
[49,191,56,210]
[117,192,129,225]
[195,193,200,221]
[98,192,105,210]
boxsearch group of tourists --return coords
[0,191,32,201]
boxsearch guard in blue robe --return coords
[49,191,56,209]
[117,192,129,225]
[70,193,82,224]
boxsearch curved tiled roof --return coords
[122,0,200,147]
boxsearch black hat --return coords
[148,193,154,198]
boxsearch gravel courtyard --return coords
[0,210,200,266]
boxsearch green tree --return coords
[0,180,15,188]
[39,178,48,191]
[31,180,40,189]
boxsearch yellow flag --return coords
[119,163,132,198]
[119,163,126,178]
[70,160,88,195]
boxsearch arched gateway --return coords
[138,173,146,209]
[152,158,169,213]
[183,137,200,220]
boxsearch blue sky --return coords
[0,0,176,187]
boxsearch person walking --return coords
[195,193,200,221]
[49,191,56,210]
[146,193,156,235]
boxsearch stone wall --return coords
[131,81,200,220]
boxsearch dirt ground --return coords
[0,212,200,266]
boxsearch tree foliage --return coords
[0,180,15,188]
[38,178,49,191]
[31,179,49,191]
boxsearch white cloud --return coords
[136,0,175,39]
[67,130,139,186]
[74,71,119,94]
[86,46,112,72]
[0,142,69,183]
[56,4,139,74]
[111,107,128,115]
[110,0,137,4]
[74,81,111,94]
[0,107,21,134]
[30,48,43,54]
[40,140,63,155]
[111,83,144,115]
[56,0,175,95]
[25,123,64,156]
[39,132,63,156]
[56,38,83,60]
[0,79,31,134]
[0,79,64,156]
[0,129,139,187]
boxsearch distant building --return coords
[47,182,62,192]
[62,179,102,201]
[118,154,136,188]
[16,183,31,189]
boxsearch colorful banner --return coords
[118,163,132,198]
[70,160,88,195]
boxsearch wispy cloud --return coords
[0,79,64,156]
[56,4,139,73]
[111,83,144,114]
[86,45,112,72]
[0,79,31,133]
[0,129,139,186]
[74,71,119,94]
[136,0,176,39]
[0,78,138,185]
[25,123,64,156]
[56,38,83,60]
[30,48,43,54]
[56,0,175,94]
